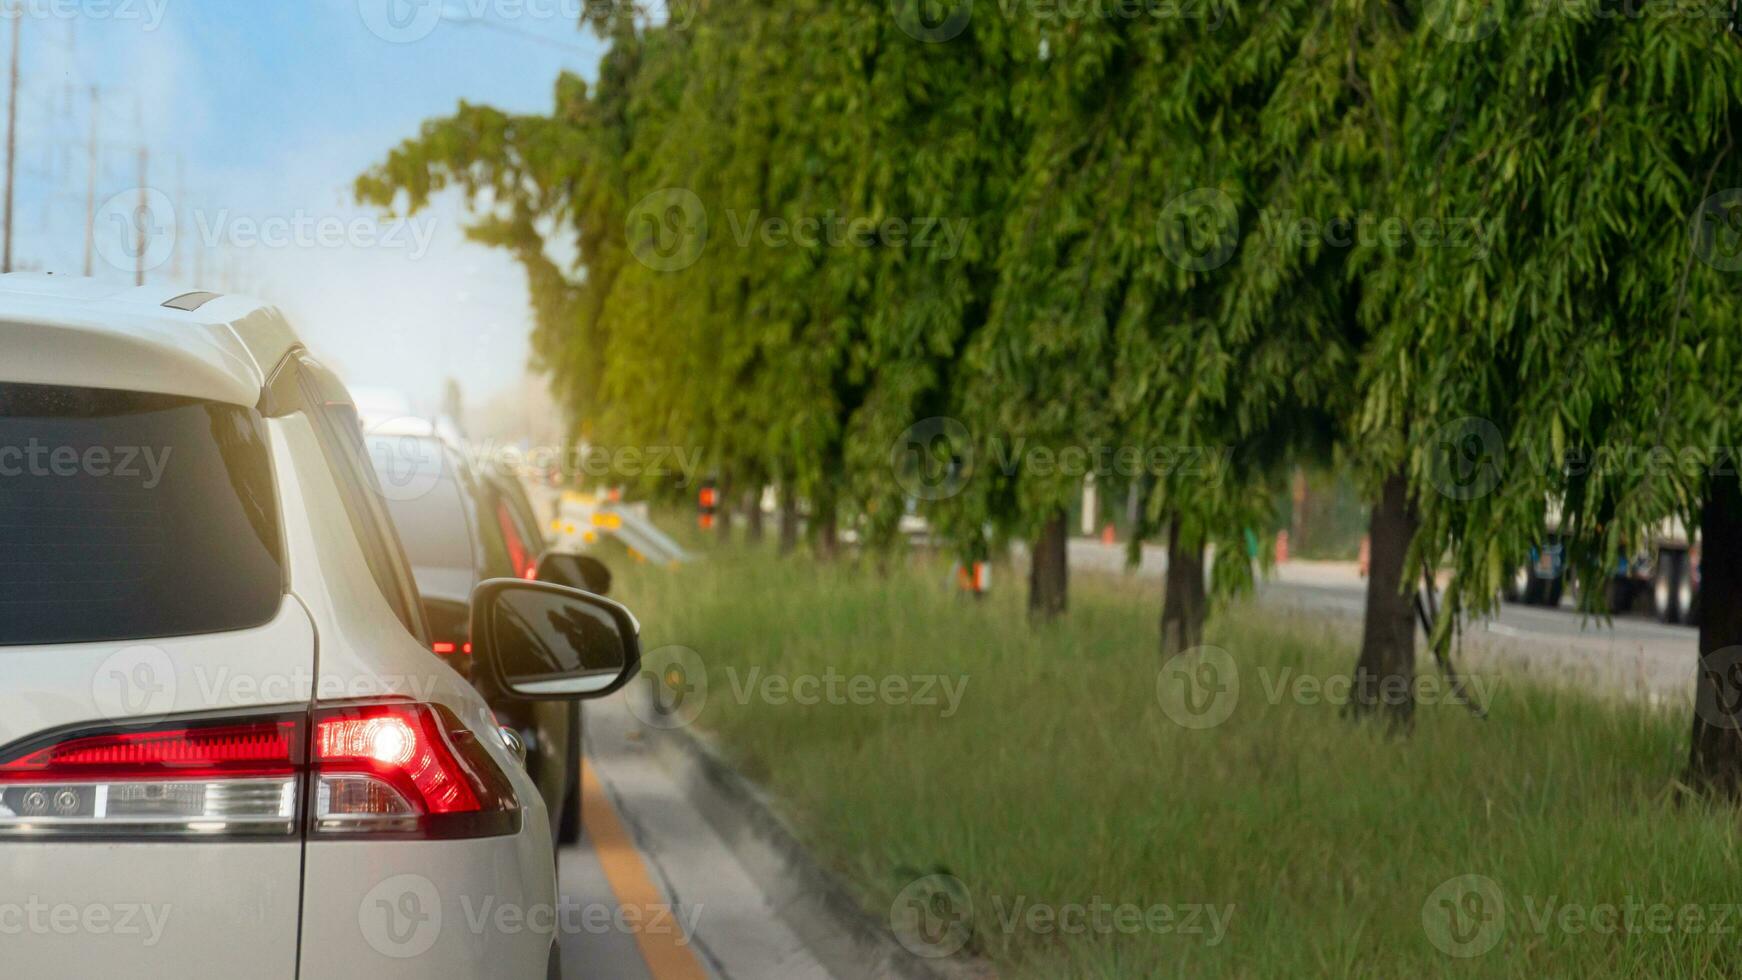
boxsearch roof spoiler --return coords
[162,291,223,312]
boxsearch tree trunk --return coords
[778,484,799,555]
[713,476,733,538]
[744,488,765,543]
[1028,509,1069,621]
[1690,473,1742,796]
[1160,521,1207,658]
[1348,470,1419,730]
[812,486,839,561]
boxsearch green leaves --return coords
[354,3,1742,622]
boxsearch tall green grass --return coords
[615,545,1742,979]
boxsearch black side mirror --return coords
[469,579,641,701]
[534,551,613,595]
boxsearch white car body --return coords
[0,275,560,979]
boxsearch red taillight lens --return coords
[310,702,517,837]
[431,641,472,656]
[0,703,518,841]
[0,721,299,781]
[0,717,304,838]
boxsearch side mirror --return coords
[469,579,641,701]
[534,551,613,595]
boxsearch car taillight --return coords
[310,702,516,837]
[0,703,518,841]
[0,717,303,837]
[432,641,472,656]
[498,503,532,578]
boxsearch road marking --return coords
[581,756,711,980]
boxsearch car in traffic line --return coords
[360,417,586,845]
[0,274,640,979]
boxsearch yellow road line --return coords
[581,757,711,980]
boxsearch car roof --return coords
[0,273,299,407]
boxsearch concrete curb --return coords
[649,723,988,980]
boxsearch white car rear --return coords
[0,275,637,979]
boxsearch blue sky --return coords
[11,0,609,417]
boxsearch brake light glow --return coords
[310,702,515,836]
[0,703,518,841]
[432,641,472,656]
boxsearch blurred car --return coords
[363,420,586,844]
[0,275,639,978]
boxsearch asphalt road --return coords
[1069,539,1698,707]
[557,693,835,980]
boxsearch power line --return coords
[440,14,596,56]
[4,8,20,273]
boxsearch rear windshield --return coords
[366,435,475,572]
[0,384,284,646]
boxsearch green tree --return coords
[1362,10,1742,771]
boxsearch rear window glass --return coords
[366,435,474,571]
[0,384,284,646]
